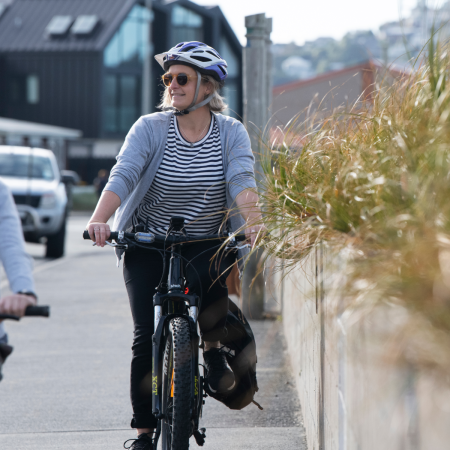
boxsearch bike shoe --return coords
[203,347,235,393]
[123,433,155,450]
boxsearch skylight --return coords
[71,15,99,35]
[45,15,73,36]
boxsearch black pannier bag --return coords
[204,298,263,410]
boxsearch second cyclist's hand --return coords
[0,294,37,320]
[87,222,111,247]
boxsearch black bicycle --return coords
[84,217,247,450]
[0,305,50,382]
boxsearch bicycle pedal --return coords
[193,428,206,446]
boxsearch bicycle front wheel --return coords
[161,317,192,450]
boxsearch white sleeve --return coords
[0,181,35,295]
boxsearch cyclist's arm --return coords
[0,181,36,319]
[86,190,121,246]
[235,189,266,247]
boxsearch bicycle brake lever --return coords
[93,241,128,249]
[236,243,251,250]
[224,243,251,251]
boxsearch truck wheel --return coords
[46,219,66,258]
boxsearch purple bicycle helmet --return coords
[155,41,228,83]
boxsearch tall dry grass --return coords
[257,41,450,373]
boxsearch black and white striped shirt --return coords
[132,115,227,236]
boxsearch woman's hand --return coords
[87,221,111,247]
[245,223,268,248]
[85,191,121,247]
[0,294,37,319]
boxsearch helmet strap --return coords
[188,71,202,110]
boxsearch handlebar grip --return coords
[24,305,50,317]
[83,230,119,240]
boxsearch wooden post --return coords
[242,13,272,319]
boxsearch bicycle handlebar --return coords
[0,305,50,321]
[25,305,50,317]
[82,230,247,244]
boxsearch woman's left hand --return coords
[245,224,268,248]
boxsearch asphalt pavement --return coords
[0,213,307,449]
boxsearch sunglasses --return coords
[162,72,197,87]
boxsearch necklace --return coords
[177,118,210,147]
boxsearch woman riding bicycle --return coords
[86,41,265,449]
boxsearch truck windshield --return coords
[0,154,54,180]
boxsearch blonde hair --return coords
[158,74,228,113]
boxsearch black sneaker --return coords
[123,433,155,450]
[0,344,13,382]
[203,348,235,393]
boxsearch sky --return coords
[193,0,442,45]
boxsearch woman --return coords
[86,41,265,450]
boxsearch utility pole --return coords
[142,0,153,115]
[242,13,272,319]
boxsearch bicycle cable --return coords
[129,241,204,311]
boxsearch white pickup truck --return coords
[0,146,76,258]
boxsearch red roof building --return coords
[271,61,404,129]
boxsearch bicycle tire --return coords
[161,317,192,450]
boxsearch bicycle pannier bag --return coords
[205,298,262,410]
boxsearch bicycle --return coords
[83,216,247,450]
[0,305,50,382]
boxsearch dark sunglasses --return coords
[162,72,197,87]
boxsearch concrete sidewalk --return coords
[0,243,306,449]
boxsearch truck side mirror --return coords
[60,170,80,185]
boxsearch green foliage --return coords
[260,45,450,371]
[72,190,98,211]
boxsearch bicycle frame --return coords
[151,230,204,435]
[82,220,248,447]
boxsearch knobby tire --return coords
[161,317,192,450]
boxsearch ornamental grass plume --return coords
[257,40,450,373]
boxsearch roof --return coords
[273,60,408,95]
[0,0,136,52]
[273,62,373,96]
[0,117,82,138]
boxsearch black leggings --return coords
[123,241,235,429]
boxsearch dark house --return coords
[0,0,242,182]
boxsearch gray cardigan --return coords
[104,111,256,263]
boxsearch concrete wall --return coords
[279,245,450,450]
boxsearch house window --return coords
[220,37,240,118]
[220,38,239,77]
[26,75,39,104]
[104,75,118,133]
[103,4,149,134]
[171,5,203,46]
[8,74,40,105]
[104,4,151,69]
[222,82,239,118]
[104,74,140,134]
[120,75,138,131]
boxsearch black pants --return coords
[123,241,235,429]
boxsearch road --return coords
[0,213,307,449]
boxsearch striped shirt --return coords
[132,115,227,236]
